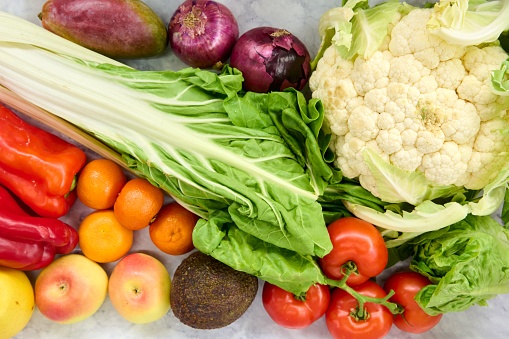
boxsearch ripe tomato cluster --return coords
[261,217,443,339]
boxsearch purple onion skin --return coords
[168,0,239,69]
[229,27,311,93]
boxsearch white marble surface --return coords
[2,0,509,338]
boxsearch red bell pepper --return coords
[0,103,86,217]
[19,243,57,271]
[0,185,79,270]
[55,226,79,255]
[0,236,45,269]
[0,162,78,218]
[0,185,72,246]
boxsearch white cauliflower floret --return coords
[352,51,392,95]
[309,5,509,199]
[431,59,466,90]
[388,9,465,69]
[420,141,469,186]
[348,106,379,141]
[389,54,430,84]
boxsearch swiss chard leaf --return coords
[192,209,332,296]
[107,65,337,258]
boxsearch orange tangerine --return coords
[76,158,127,210]
[78,209,133,263]
[149,202,199,255]
[113,178,164,231]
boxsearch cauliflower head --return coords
[310,7,509,200]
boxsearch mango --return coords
[39,0,168,59]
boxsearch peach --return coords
[108,252,171,324]
[34,254,108,324]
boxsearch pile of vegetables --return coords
[1,0,509,337]
[0,9,339,296]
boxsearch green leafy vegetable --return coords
[0,11,340,295]
[404,214,509,315]
[193,209,333,295]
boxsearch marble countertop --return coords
[3,0,509,338]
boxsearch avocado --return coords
[170,251,258,329]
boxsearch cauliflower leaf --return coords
[428,0,509,46]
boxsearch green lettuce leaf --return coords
[406,214,509,315]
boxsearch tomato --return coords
[326,280,393,339]
[262,282,330,329]
[319,217,388,286]
[384,271,443,334]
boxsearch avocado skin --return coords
[171,251,259,329]
[39,0,168,58]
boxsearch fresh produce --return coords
[262,282,330,329]
[0,185,78,270]
[2,1,509,337]
[0,236,55,270]
[230,26,311,92]
[310,0,509,239]
[76,158,127,210]
[0,267,34,339]
[39,0,168,59]
[170,251,258,329]
[318,217,388,286]
[34,254,108,324]
[78,209,134,263]
[168,0,239,68]
[54,225,79,255]
[394,214,509,315]
[108,252,171,324]
[0,12,339,296]
[326,281,394,339]
[0,186,75,248]
[384,271,443,334]
[0,103,86,218]
[113,177,164,230]
[149,201,199,255]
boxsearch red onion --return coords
[168,0,239,69]
[229,27,311,93]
